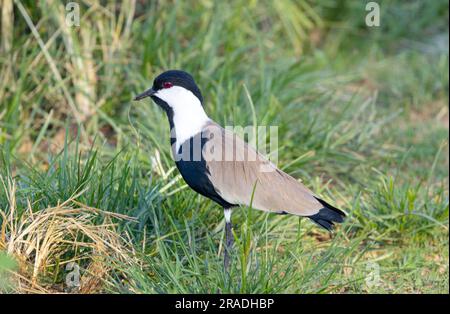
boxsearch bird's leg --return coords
[223,208,233,271]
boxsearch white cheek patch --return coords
[155,86,210,151]
[154,86,191,105]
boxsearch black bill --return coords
[134,88,156,101]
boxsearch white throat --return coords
[154,86,210,151]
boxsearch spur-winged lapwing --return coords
[135,70,346,269]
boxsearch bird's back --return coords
[199,121,323,216]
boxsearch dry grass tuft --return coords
[0,176,138,293]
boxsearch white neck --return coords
[154,86,210,151]
[172,100,209,150]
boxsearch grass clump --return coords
[0,141,142,293]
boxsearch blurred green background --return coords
[0,0,448,293]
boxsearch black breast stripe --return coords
[175,133,235,208]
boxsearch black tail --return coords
[308,197,346,231]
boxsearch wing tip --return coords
[309,197,346,231]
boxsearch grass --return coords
[0,0,448,293]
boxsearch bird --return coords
[134,70,346,270]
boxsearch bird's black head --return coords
[134,70,203,105]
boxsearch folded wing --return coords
[202,122,323,216]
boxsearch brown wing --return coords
[202,122,322,216]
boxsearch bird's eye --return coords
[163,82,173,89]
